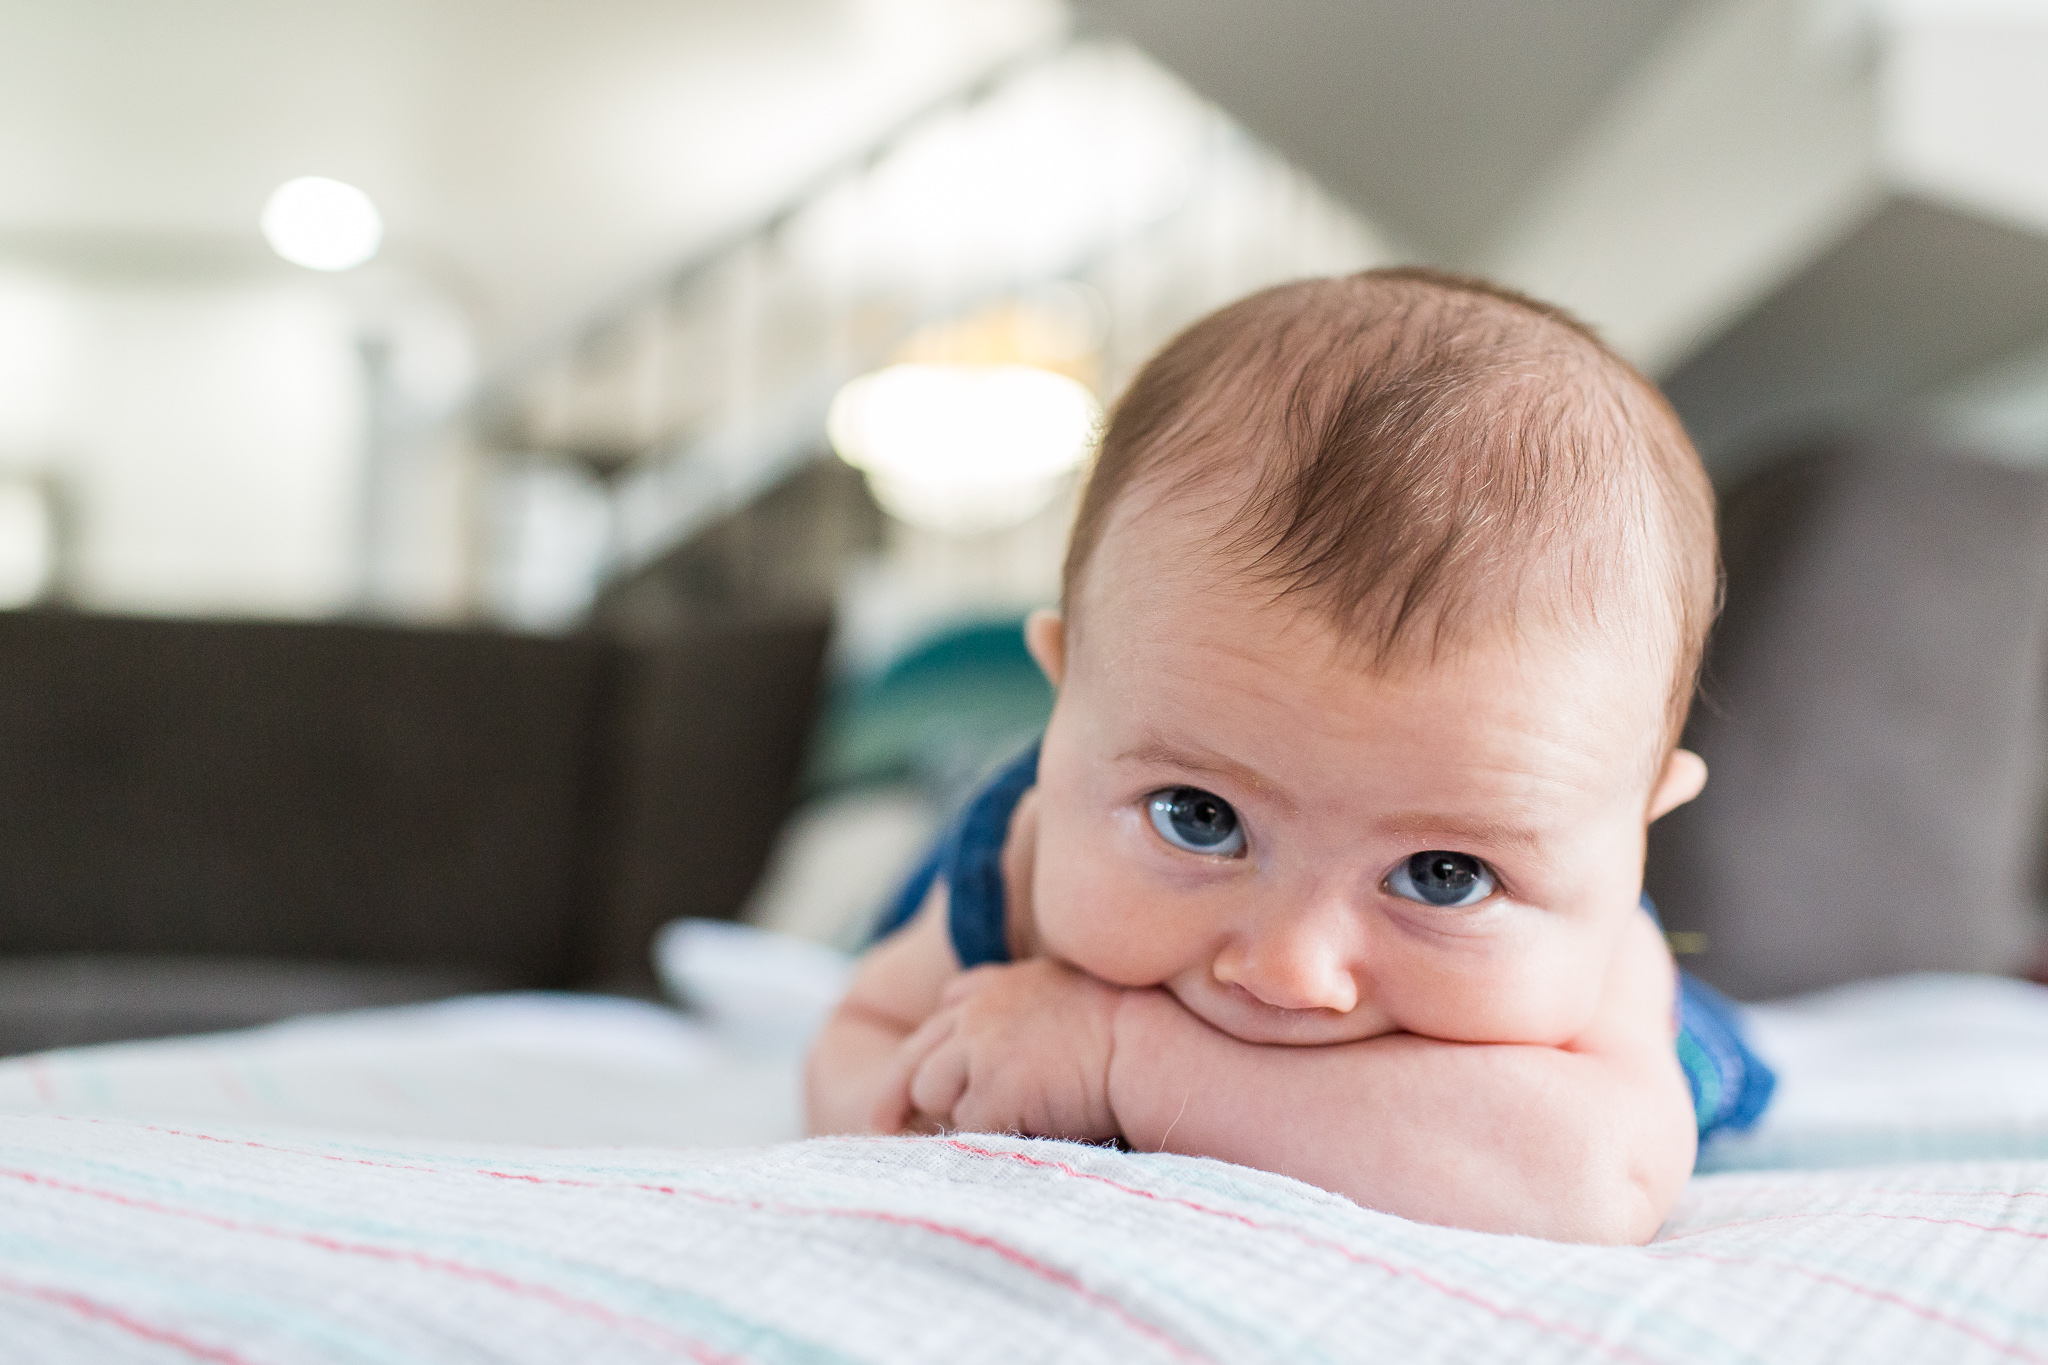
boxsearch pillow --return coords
[1700,972,2048,1170]
[737,785,941,949]
[1646,447,2048,999]
[805,616,1053,799]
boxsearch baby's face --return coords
[1027,505,1696,1049]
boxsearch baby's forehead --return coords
[1083,460,1661,654]
[1074,536,1671,796]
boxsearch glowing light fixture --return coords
[261,177,384,272]
[0,479,52,608]
[828,363,1100,534]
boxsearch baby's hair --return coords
[1062,267,1719,747]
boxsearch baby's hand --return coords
[883,959,1124,1140]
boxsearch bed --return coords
[4,446,2047,1360]
[1,958,2044,1363]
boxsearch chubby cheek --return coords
[1376,915,1618,1046]
[1387,827,1647,1045]
[1029,805,1209,988]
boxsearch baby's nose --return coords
[1212,933,1360,1014]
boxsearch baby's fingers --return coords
[871,1011,957,1133]
[909,1033,971,1126]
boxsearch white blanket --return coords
[0,1117,2042,1362]
[0,993,804,1147]
[0,972,2045,1361]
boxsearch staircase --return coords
[459,39,1392,630]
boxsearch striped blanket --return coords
[2,971,2046,1362]
[0,1116,2043,1362]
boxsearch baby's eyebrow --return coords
[1376,813,1548,853]
[1114,739,1292,809]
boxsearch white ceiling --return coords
[0,0,1062,359]
[3,0,1759,377]
[1101,0,2048,472]
[25,0,2043,462]
[1,0,1715,366]
[1087,0,1699,260]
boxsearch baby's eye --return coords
[1384,851,1495,908]
[1147,787,1246,857]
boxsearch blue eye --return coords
[1385,851,1495,908]
[1147,787,1245,856]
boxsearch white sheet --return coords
[0,993,804,1146]
[1704,974,2048,1170]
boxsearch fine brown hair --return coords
[1062,267,1719,745]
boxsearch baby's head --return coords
[1021,268,1717,1048]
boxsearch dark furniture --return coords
[1647,444,2048,998]
[0,608,829,1053]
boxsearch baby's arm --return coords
[808,903,1123,1138]
[804,883,959,1135]
[809,803,1694,1241]
[1107,912,1697,1244]
[808,786,1052,1135]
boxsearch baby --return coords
[806,268,1774,1245]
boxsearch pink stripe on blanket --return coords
[1641,1248,2048,1364]
[1829,1184,2048,1205]
[48,1115,441,1174]
[939,1138,2048,1363]
[23,1118,1210,1363]
[0,1274,256,1365]
[936,1138,1663,1365]
[652,1185,1212,1364]
[1658,1208,2048,1244]
[0,1167,742,1365]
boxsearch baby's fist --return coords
[898,959,1124,1141]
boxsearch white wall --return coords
[0,268,366,617]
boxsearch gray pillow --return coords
[1646,446,2048,999]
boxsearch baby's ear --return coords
[1647,749,1708,822]
[1024,608,1066,687]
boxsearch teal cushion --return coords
[807,618,1054,796]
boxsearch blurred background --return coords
[4,0,2048,1051]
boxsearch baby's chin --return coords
[1164,976,1402,1047]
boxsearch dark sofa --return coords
[0,608,830,1054]
[1647,444,2048,997]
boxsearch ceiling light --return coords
[828,363,1100,534]
[261,177,384,272]
[0,479,52,608]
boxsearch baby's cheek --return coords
[1480,972,1605,1045]
[1383,935,1607,1046]
[1031,850,1189,988]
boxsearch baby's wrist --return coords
[1104,987,1181,1143]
